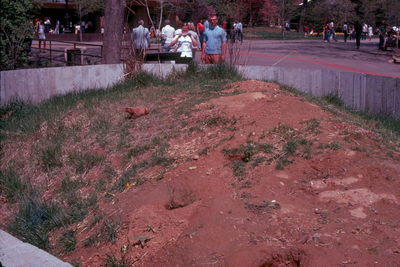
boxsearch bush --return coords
[0,0,37,70]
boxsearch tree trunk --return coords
[79,4,83,42]
[158,0,163,31]
[298,0,307,33]
[102,0,125,64]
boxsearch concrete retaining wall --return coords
[1,64,399,119]
[0,230,72,267]
[0,64,187,105]
[237,65,400,118]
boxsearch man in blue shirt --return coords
[201,15,227,64]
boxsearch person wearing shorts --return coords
[201,15,227,64]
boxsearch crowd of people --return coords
[322,21,399,50]
[130,15,243,64]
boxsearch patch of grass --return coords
[224,141,274,175]
[59,176,85,194]
[329,141,342,150]
[101,218,120,243]
[301,144,313,159]
[203,116,231,127]
[232,160,246,177]
[244,27,319,40]
[0,71,164,136]
[318,141,342,150]
[38,141,63,171]
[89,215,104,228]
[283,140,298,155]
[0,168,31,202]
[251,156,267,167]
[67,192,98,224]
[83,217,120,247]
[279,84,400,140]
[58,178,97,224]
[104,254,131,267]
[199,63,242,81]
[304,118,322,134]
[323,94,344,107]
[91,118,110,134]
[126,144,152,159]
[8,195,67,249]
[351,146,367,152]
[267,124,298,140]
[112,174,132,192]
[68,152,105,174]
[58,229,77,252]
[276,157,293,170]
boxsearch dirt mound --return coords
[1,80,399,266]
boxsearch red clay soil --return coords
[4,80,399,266]
[63,80,400,266]
[61,80,400,266]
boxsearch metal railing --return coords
[31,39,103,66]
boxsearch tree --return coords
[298,0,308,32]
[0,0,37,70]
[102,0,125,64]
[307,0,356,29]
[261,0,279,26]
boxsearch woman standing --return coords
[368,25,373,41]
[36,19,46,52]
[169,23,198,62]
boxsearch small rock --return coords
[298,234,309,244]
[312,233,321,243]
[193,155,199,160]
[189,166,197,170]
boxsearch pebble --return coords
[193,155,199,160]
[312,233,321,242]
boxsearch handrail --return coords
[32,38,103,47]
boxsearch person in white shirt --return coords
[161,20,175,52]
[169,23,198,60]
[362,23,368,40]
[368,25,373,41]
[188,22,200,49]
[234,21,243,43]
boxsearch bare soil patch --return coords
[1,78,399,266]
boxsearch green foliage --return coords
[0,0,37,70]
[8,195,67,249]
[58,229,77,252]
[68,152,105,174]
[0,168,31,202]
[39,142,63,171]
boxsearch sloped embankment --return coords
[1,74,399,266]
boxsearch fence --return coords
[31,39,103,66]
[1,64,399,119]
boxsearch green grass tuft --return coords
[58,229,77,252]
[0,168,31,202]
[8,196,67,249]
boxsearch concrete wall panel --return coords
[1,64,399,119]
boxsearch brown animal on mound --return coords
[124,107,150,119]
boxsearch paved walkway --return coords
[31,39,399,78]
[231,39,399,78]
